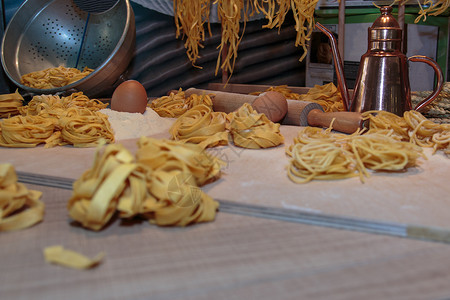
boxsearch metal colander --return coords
[1,0,135,97]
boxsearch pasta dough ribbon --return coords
[0,164,44,232]
[170,104,228,148]
[0,90,23,118]
[228,103,284,149]
[44,245,104,270]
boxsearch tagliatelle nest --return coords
[68,138,224,231]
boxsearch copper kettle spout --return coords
[315,22,351,111]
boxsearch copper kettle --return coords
[315,6,444,116]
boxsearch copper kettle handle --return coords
[408,55,444,112]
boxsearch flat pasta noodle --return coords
[141,161,219,227]
[251,83,344,112]
[0,90,23,118]
[1,92,114,148]
[287,126,424,183]
[44,245,105,270]
[170,104,228,149]
[68,139,223,230]
[58,107,115,148]
[363,110,450,154]
[68,144,146,230]
[136,136,224,186]
[174,0,320,76]
[150,89,213,118]
[173,0,211,67]
[21,66,93,89]
[227,103,284,149]
[0,115,57,147]
[0,164,44,232]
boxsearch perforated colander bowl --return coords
[1,0,135,97]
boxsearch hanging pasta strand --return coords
[215,0,247,77]
[173,0,212,67]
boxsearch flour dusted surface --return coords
[100,107,175,141]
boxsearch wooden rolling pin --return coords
[184,88,363,133]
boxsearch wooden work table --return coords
[2,184,450,300]
[1,122,450,299]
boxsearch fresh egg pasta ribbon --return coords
[43,245,105,270]
[68,144,145,230]
[363,110,450,155]
[252,83,344,112]
[0,115,57,147]
[228,103,284,149]
[170,104,228,149]
[141,161,219,227]
[68,139,223,230]
[58,107,115,147]
[21,66,93,89]
[0,164,44,232]
[150,89,213,118]
[287,126,424,183]
[136,137,224,186]
[0,90,23,118]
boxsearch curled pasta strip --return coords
[20,92,106,117]
[363,110,450,154]
[141,161,219,227]
[251,83,344,112]
[68,144,153,230]
[288,141,357,183]
[150,89,189,117]
[173,0,212,67]
[0,164,44,232]
[136,136,224,186]
[0,90,23,118]
[0,115,57,147]
[57,107,114,148]
[21,66,93,89]
[69,140,222,230]
[287,127,424,183]
[228,103,284,149]
[150,89,214,118]
[170,104,228,148]
[44,245,105,270]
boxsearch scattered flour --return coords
[100,107,176,141]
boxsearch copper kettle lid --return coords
[369,6,402,48]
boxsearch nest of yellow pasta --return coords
[21,66,94,89]
[68,138,224,230]
[287,110,449,183]
[0,92,113,148]
[0,163,44,232]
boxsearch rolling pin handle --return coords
[307,109,363,134]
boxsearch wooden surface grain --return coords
[2,185,450,300]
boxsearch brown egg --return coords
[110,80,148,114]
[252,91,288,122]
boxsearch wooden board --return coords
[2,125,450,236]
[3,185,450,300]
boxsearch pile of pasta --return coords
[0,90,23,118]
[174,0,319,76]
[363,110,450,155]
[21,66,94,89]
[165,93,284,149]
[287,109,449,183]
[169,104,229,149]
[286,126,424,183]
[227,103,284,149]
[0,92,113,148]
[150,89,213,118]
[252,83,344,112]
[0,163,44,232]
[68,137,223,230]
